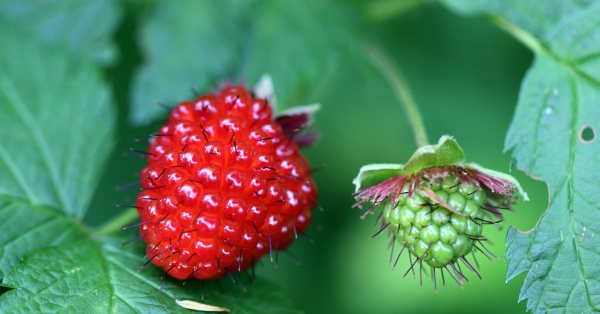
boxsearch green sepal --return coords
[402,135,465,172]
[353,135,527,200]
[352,164,404,192]
[353,136,464,192]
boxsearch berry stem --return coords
[364,42,429,147]
[95,208,140,236]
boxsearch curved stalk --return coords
[365,42,429,147]
[94,207,139,236]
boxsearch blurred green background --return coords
[85,2,547,313]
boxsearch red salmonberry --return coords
[135,84,318,280]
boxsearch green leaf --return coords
[0,0,122,64]
[505,54,600,313]
[0,240,113,313]
[0,199,86,278]
[239,0,358,112]
[0,28,116,219]
[443,0,600,312]
[0,26,115,276]
[130,0,358,125]
[442,0,590,41]
[130,0,245,125]
[365,0,427,22]
[0,236,302,314]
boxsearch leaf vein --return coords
[105,254,174,297]
[0,136,37,203]
[99,243,117,314]
[570,50,600,65]
[113,295,138,313]
[568,72,594,310]
[9,260,95,312]
[0,75,69,211]
[0,215,61,249]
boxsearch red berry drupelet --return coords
[135,85,318,280]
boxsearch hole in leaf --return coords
[578,125,596,144]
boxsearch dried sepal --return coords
[355,175,407,219]
[276,104,321,147]
[353,136,527,214]
[252,75,321,147]
[175,299,230,312]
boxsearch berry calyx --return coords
[135,80,318,280]
[353,136,527,287]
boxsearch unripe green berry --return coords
[398,184,410,204]
[414,207,432,227]
[450,214,468,233]
[465,218,480,236]
[463,200,480,218]
[425,258,447,268]
[430,242,455,265]
[420,224,440,243]
[447,192,466,213]
[434,190,449,203]
[403,226,420,245]
[383,202,393,221]
[387,205,403,225]
[452,234,471,256]
[432,208,450,225]
[459,183,478,199]
[355,156,525,288]
[397,206,415,228]
[472,189,486,205]
[397,191,408,206]
[442,176,459,193]
[413,240,430,259]
[429,180,441,191]
[379,173,492,270]
[439,223,458,244]
[406,192,425,211]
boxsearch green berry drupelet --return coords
[135,85,317,280]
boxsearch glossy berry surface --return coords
[384,174,486,268]
[135,86,317,280]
